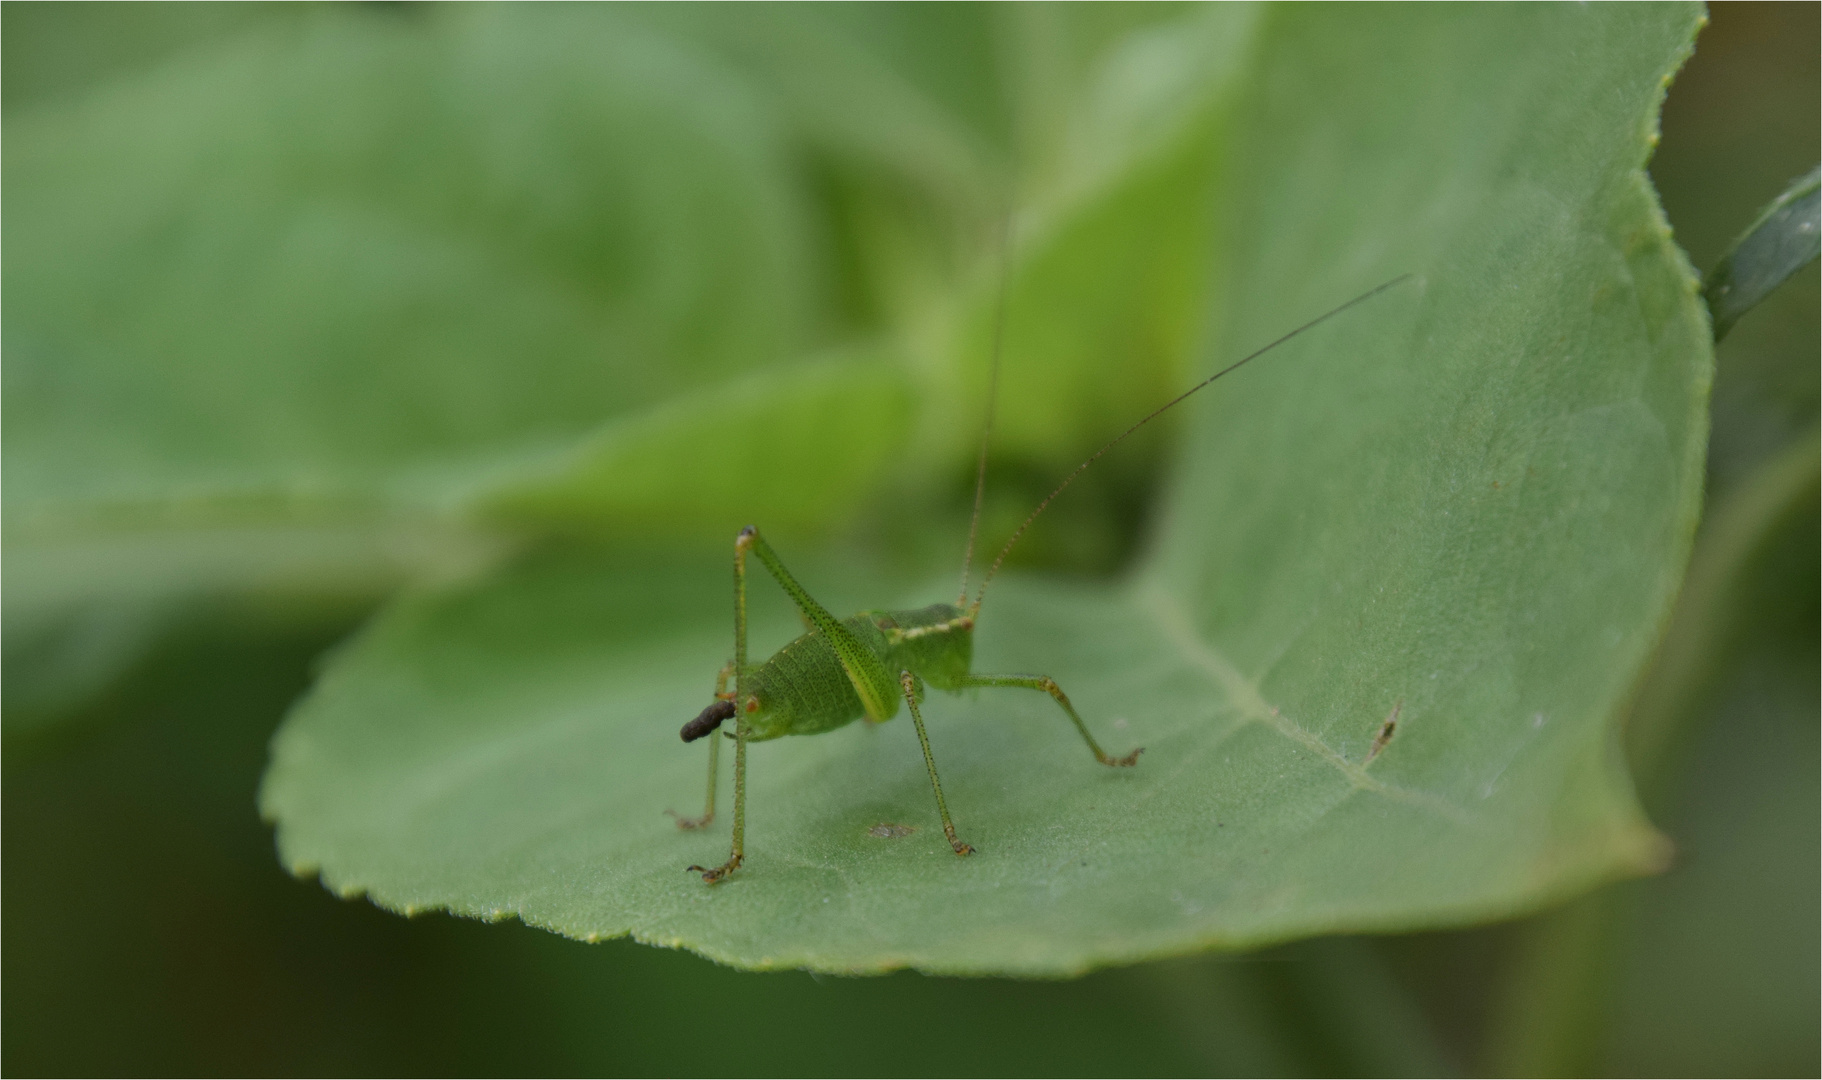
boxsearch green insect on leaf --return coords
[258,4,1711,977]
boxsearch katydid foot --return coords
[687,854,743,883]
[666,809,714,830]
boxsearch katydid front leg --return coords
[688,530,756,883]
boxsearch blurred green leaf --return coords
[3,9,823,599]
[262,5,1709,975]
[3,5,1256,715]
[1703,165,1820,341]
[0,7,871,715]
[947,5,1258,574]
[5,11,817,509]
[476,353,918,539]
[0,0,317,115]
[618,4,1261,569]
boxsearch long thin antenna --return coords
[970,273,1415,614]
[957,208,1015,606]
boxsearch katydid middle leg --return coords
[899,671,974,856]
[956,673,1142,766]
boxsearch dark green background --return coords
[4,3,1815,1075]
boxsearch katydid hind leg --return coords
[667,732,720,830]
[742,526,899,722]
[958,672,1142,766]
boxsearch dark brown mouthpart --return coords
[681,699,736,742]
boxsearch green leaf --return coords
[1703,166,1821,341]
[262,6,1710,975]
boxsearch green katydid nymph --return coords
[673,273,1414,883]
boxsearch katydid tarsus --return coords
[673,272,1414,884]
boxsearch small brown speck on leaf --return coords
[867,823,915,839]
[1366,701,1403,763]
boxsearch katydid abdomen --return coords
[691,604,976,741]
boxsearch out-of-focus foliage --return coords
[4,1,1815,1075]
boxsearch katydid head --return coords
[960,273,1416,620]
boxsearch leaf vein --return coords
[1135,584,1470,823]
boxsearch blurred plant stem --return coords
[1485,424,1819,1079]
[1627,425,1820,796]
[1132,937,1456,1076]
